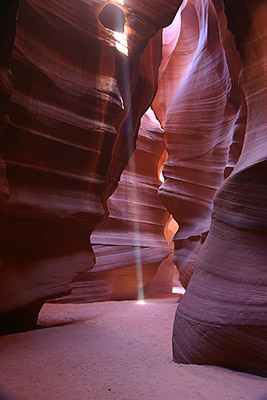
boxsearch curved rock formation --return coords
[152,0,245,288]
[0,0,20,201]
[172,0,267,376]
[0,0,182,334]
[51,108,173,303]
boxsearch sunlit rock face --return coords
[51,109,173,303]
[0,0,182,334]
[171,0,267,376]
[152,0,244,287]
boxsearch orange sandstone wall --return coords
[53,109,173,303]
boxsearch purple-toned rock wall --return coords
[53,109,173,303]
[0,0,181,333]
[152,0,245,287]
[163,0,267,377]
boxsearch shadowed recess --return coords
[98,3,125,33]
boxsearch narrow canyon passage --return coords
[0,0,266,395]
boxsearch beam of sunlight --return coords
[118,45,144,303]
[114,31,128,56]
[131,174,144,302]
[172,286,186,295]
[135,245,145,302]
[137,299,146,305]
[111,0,128,55]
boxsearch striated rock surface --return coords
[53,109,173,303]
[0,0,182,333]
[172,0,267,376]
[0,0,20,201]
[152,0,245,288]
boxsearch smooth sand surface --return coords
[0,298,266,400]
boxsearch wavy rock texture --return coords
[0,0,182,334]
[52,109,173,303]
[0,0,20,202]
[172,0,267,376]
[152,0,245,288]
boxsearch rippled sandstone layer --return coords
[0,0,181,334]
[170,0,267,376]
[51,109,173,303]
[152,0,245,287]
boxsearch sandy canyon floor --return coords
[0,297,266,400]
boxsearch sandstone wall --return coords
[52,109,173,303]
[0,0,181,333]
[169,0,267,376]
[152,0,245,287]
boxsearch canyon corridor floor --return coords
[0,297,266,400]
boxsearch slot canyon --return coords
[0,0,266,399]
